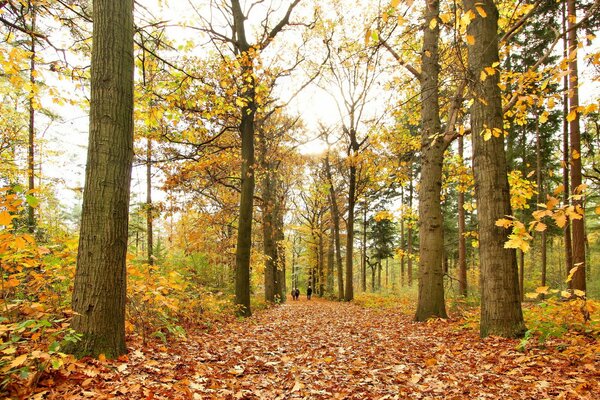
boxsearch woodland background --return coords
[0,0,599,397]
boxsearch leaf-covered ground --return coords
[17,298,599,399]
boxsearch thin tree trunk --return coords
[327,229,334,294]
[535,111,547,288]
[463,0,525,338]
[362,202,367,292]
[519,250,524,302]
[345,162,356,301]
[68,0,134,358]
[567,0,586,292]
[27,2,36,234]
[458,136,468,296]
[146,138,153,266]
[407,178,414,287]
[562,1,573,278]
[385,257,389,288]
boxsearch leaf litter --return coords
[11,298,599,399]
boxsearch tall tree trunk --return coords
[458,136,468,297]
[275,193,286,301]
[318,228,325,296]
[535,112,547,288]
[400,188,405,287]
[327,229,334,294]
[385,257,389,288]
[146,138,153,266]
[27,2,36,234]
[68,0,134,358]
[415,0,448,321]
[377,261,382,290]
[361,202,367,292]
[566,0,585,292]
[325,153,344,299]
[407,176,414,287]
[345,162,356,301]
[562,1,573,278]
[463,0,525,338]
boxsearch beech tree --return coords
[463,0,525,338]
[67,0,135,358]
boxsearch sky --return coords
[36,0,600,214]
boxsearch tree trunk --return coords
[68,0,134,358]
[345,162,356,301]
[463,0,525,338]
[535,112,547,288]
[27,2,36,234]
[519,250,524,302]
[327,229,334,294]
[262,169,277,302]
[566,0,585,292]
[385,257,389,288]
[146,138,153,266]
[561,1,573,278]
[415,0,448,322]
[325,153,344,300]
[318,228,325,296]
[458,136,468,297]
[407,178,414,287]
[361,202,367,292]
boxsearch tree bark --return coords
[146,138,153,266]
[361,202,367,292]
[535,112,547,288]
[566,0,586,292]
[458,136,468,297]
[324,152,344,300]
[68,0,134,358]
[407,178,414,287]
[27,2,36,234]
[415,0,448,321]
[345,159,357,301]
[561,1,573,278]
[463,0,525,338]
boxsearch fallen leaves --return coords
[5,298,599,399]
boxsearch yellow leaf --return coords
[572,149,580,159]
[466,35,475,45]
[553,212,567,228]
[534,222,547,232]
[98,354,107,362]
[14,236,27,250]
[476,6,487,18]
[10,354,28,368]
[561,290,571,298]
[552,186,564,196]
[546,196,559,210]
[539,113,548,124]
[484,67,496,75]
[391,0,400,7]
[429,18,438,29]
[495,218,513,228]
[480,70,487,81]
[595,206,600,215]
[566,109,577,122]
[440,13,452,24]
[535,286,549,294]
[525,292,539,299]
[573,289,585,297]
[0,211,13,226]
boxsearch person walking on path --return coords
[307,286,312,300]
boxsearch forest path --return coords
[43,297,597,399]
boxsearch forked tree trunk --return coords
[415,0,448,321]
[463,0,525,338]
[68,0,134,358]
[566,0,586,291]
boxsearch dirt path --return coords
[39,298,597,399]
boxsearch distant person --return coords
[295,288,300,300]
[307,286,312,300]
[291,288,299,300]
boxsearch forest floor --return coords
[14,298,599,399]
